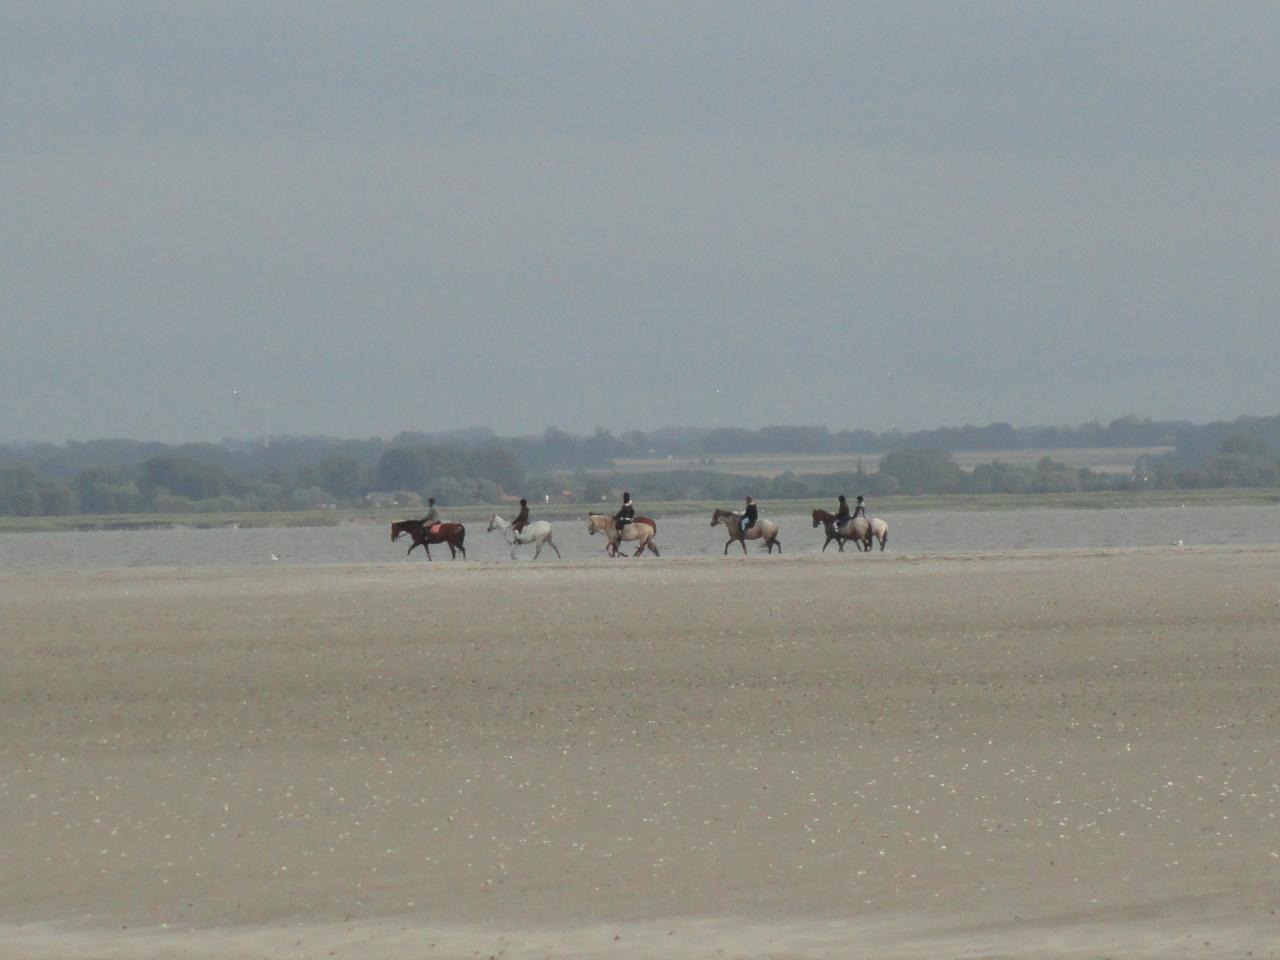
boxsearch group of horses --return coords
[390,505,888,561]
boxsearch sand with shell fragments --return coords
[2,547,1278,958]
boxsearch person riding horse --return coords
[419,497,439,531]
[835,494,851,530]
[511,498,530,536]
[852,495,866,520]
[740,496,758,535]
[613,492,635,539]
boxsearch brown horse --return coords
[390,518,467,560]
[811,508,860,552]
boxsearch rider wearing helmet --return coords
[613,491,635,538]
[419,497,439,531]
[511,498,530,536]
[835,494,850,529]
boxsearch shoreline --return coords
[1,486,1277,535]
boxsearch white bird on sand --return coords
[269,552,279,561]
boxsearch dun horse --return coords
[587,514,660,557]
[710,508,782,555]
[390,518,467,560]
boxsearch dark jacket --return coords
[835,500,850,525]
[614,501,635,525]
[512,503,530,529]
[743,502,759,526]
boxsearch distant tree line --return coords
[543,434,1280,505]
[0,439,525,517]
[1,414,1279,517]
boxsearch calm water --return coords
[2,505,1278,570]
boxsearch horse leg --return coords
[724,538,732,555]
[548,535,561,559]
[646,539,660,556]
[740,536,748,555]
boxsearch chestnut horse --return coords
[710,508,782,555]
[587,514,660,556]
[390,518,467,560]
[809,510,888,553]
[811,508,860,552]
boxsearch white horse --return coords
[587,514,660,557]
[487,513,561,560]
[710,508,782,555]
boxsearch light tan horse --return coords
[710,508,782,555]
[843,516,889,552]
[587,514,660,556]
[863,517,889,551]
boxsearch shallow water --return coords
[2,503,1279,570]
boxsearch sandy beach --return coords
[2,547,1278,958]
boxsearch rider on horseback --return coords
[511,498,530,536]
[613,492,634,540]
[852,495,866,520]
[419,497,439,532]
[835,494,850,530]
[740,495,758,535]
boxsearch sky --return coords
[3,1,1279,443]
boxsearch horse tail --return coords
[457,524,466,545]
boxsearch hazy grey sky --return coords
[4,2,1278,442]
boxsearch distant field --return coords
[603,446,1174,478]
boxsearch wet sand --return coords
[2,547,1278,958]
